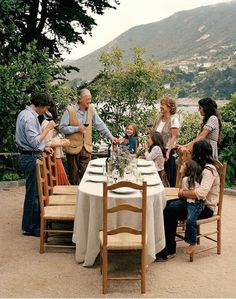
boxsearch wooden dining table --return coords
[72,157,167,266]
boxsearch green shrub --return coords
[219,94,236,186]
[1,171,20,181]
[177,111,201,145]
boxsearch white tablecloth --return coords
[72,158,167,266]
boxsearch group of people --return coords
[15,88,222,261]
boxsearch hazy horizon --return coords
[62,0,233,61]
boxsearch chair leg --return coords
[40,218,46,254]
[217,220,221,254]
[197,225,200,245]
[102,248,108,294]
[190,252,194,262]
[100,246,102,274]
[141,248,146,293]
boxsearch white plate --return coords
[111,187,136,194]
[90,159,105,167]
[140,168,156,175]
[88,167,104,175]
[145,176,161,186]
[137,160,153,167]
[85,175,105,183]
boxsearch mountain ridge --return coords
[66,1,236,81]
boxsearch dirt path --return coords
[0,185,236,298]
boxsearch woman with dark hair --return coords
[41,102,70,185]
[156,139,220,261]
[144,131,170,187]
[179,97,222,159]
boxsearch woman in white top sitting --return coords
[156,139,220,261]
[148,96,180,186]
[144,131,170,187]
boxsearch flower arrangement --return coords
[113,146,131,177]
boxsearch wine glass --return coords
[124,165,132,181]
[112,169,120,183]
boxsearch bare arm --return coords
[180,128,209,153]
[39,120,56,142]
[50,137,70,148]
[178,168,215,200]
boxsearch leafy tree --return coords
[219,93,236,186]
[0,0,119,59]
[88,47,176,146]
[177,112,201,145]
[0,42,74,153]
[174,66,236,99]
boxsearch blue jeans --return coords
[185,201,205,245]
[156,198,213,258]
[19,153,41,233]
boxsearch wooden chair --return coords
[39,156,76,206]
[177,160,227,262]
[36,159,75,253]
[43,153,78,195]
[99,181,147,294]
[165,150,191,200]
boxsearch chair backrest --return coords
[43,153,58,194]
[102,181,147,247]
[36,158,50,210]
[215,160,227,216]
[175,150,191,187]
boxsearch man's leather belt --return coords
[19,150,42,155]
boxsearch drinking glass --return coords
[102,165,107,176]
[107,173,114,184]
[112,169,120,183]
[130,156,137,168]
[136,170,143,184]
[124,165,132,181]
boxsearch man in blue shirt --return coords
[59,88,117,184]
[16,92,56,237]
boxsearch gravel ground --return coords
[0,185,236,298]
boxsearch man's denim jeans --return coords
[19,153,41,233]
[185,200,205,245]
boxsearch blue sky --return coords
[63,0,233,60]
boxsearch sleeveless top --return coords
[64,104,94,154]
[153,114,180,149]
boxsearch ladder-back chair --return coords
[165,150,191,200]
[177,160,227,262]
[100,181,147,294]
[36,159,75,253]
[43,153,78,195]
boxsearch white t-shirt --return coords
[156,114,180,149]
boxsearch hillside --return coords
[66,1,236,81]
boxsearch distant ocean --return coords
[177,98,229,114]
